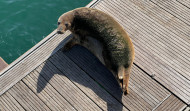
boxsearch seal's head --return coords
[57,11,74,34]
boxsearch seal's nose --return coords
[57,30,63,34]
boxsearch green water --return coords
[0,0,91,64]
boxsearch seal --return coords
[57,7,135,95]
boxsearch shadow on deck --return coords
[37,40,124,110]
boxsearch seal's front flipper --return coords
[62,35,80,52]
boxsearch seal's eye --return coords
[65,23,69,28]
[57,22,61,25]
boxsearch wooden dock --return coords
[0,0,190,110]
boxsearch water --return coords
[0,0,91,64]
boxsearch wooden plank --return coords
[7,81,50,110]
[0,96,12,111]
[0,100,7,111]
[95,0,190,104]
[135,45,190,103]
[22,71,76,111]
[34,60,106,111]
[154,95,186,111]
[151,0,190,26]
[5,92,25,111]
[38,51,129,111]
[0,92,25,111]
[177,0,190,8]
[62,45,172,110]
[128,0,190,43]
[0,95,17,111]
[0,0,99,96]
[130,67,166,106]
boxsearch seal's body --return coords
[57,7,135,94]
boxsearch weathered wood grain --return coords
[151,0,190,26]
[22,70,76,111]
[7,81,50,110]
[0,98,9,111]
[0,92,25,111]
[154,95,186,111]
[95,0,190,104]
[128,0,190,42]
[177,0,190,9]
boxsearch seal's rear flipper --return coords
[118,65,132,95]
[118,66,125,80]
[118,66,125,91]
